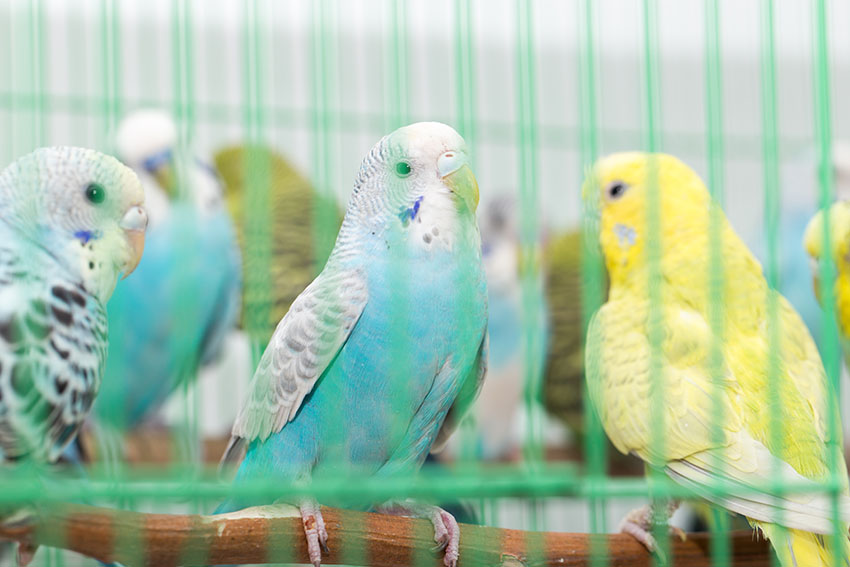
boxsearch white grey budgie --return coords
[0,147,146,464]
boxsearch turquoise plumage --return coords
[94,110,241,430]
[96,204,240,428]
[216,123,488,567]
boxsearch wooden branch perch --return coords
[0,502,773,567]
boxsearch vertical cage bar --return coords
[703,1,731,565]
[515,3,545,557]
[385,0,409,129]
[640,0,669,562]
[454,0,476,153]
[811,1,844,563]
[310,0,339,275]
[240,0,273,349]
[99,0,120,144]
[29,0,46,147]
[577,0,609,560]
[759,3,791,567]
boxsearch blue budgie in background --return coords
[216,122,488,567]
[93,109,241,431]
[0,147,146,564]
[439,195,559,462]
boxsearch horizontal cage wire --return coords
[0,0,848,566]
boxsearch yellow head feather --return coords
[583,152,713,288]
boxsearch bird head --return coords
[115,108,179,198]
[480,196,520,292]
[349,122,480,248]
[803,201,850,305]
[0,147,147,301]
[583,152,711,285]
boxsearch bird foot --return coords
[619,503,685,564]
[299,499,329,567]
[377,502,460,567]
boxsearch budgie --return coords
[93,109,241,430]
[750,142,850,353]
[213,144,342,341]
[216,122,488,567]
[439,196,554,461]
[540,229,586,437]
[804,200,850,365]
[0,147,145,562]
[584,152,850,566]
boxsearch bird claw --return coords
[299,500,329,567]
[618,503,685,565]
[431,508,460,567]
[16,542,37,567]
[377,503,459,567]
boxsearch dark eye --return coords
[395,161,412,177]
[606,180,628,200]
[85,183,106,204]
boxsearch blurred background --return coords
[2,0,850,564]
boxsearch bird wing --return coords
[222,265,368,466]
[588,296,850,531]
[0,243,107,462]
[666,435,850,534]
[431,332,488,453]
[586,299,742,465]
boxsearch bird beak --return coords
[119,206,148,278]
[439,151,479,212]
[151,164,177,197]
[143,149,178,197]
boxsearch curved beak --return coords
[438,151,479,213]
[119,206,148,278]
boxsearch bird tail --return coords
[759,522,850,567]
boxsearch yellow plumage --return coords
[585,152,850,566]
[804,201,850,361]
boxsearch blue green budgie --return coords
[0,147,146,563]
[215,122,488,567]
[93,109,241,430]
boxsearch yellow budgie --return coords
[584,152,850,566]
[804,200,850,363]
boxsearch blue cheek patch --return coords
[74,230,101,244]
[614,223,637,248]
[398,196,424,226]
[142,148,173,174]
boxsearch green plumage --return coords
[541,230,588,436]
[214,145,343,341]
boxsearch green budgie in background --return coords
[213,145,343,341]
[540,229,587,437]
[541,228,642,472]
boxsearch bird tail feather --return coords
[759,522,850,567]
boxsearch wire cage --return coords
[1,0,850,566]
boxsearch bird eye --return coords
[605,180,628,201]
[85,183,106,205]
[395,161,412,177]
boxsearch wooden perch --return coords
[0,502,773,567]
